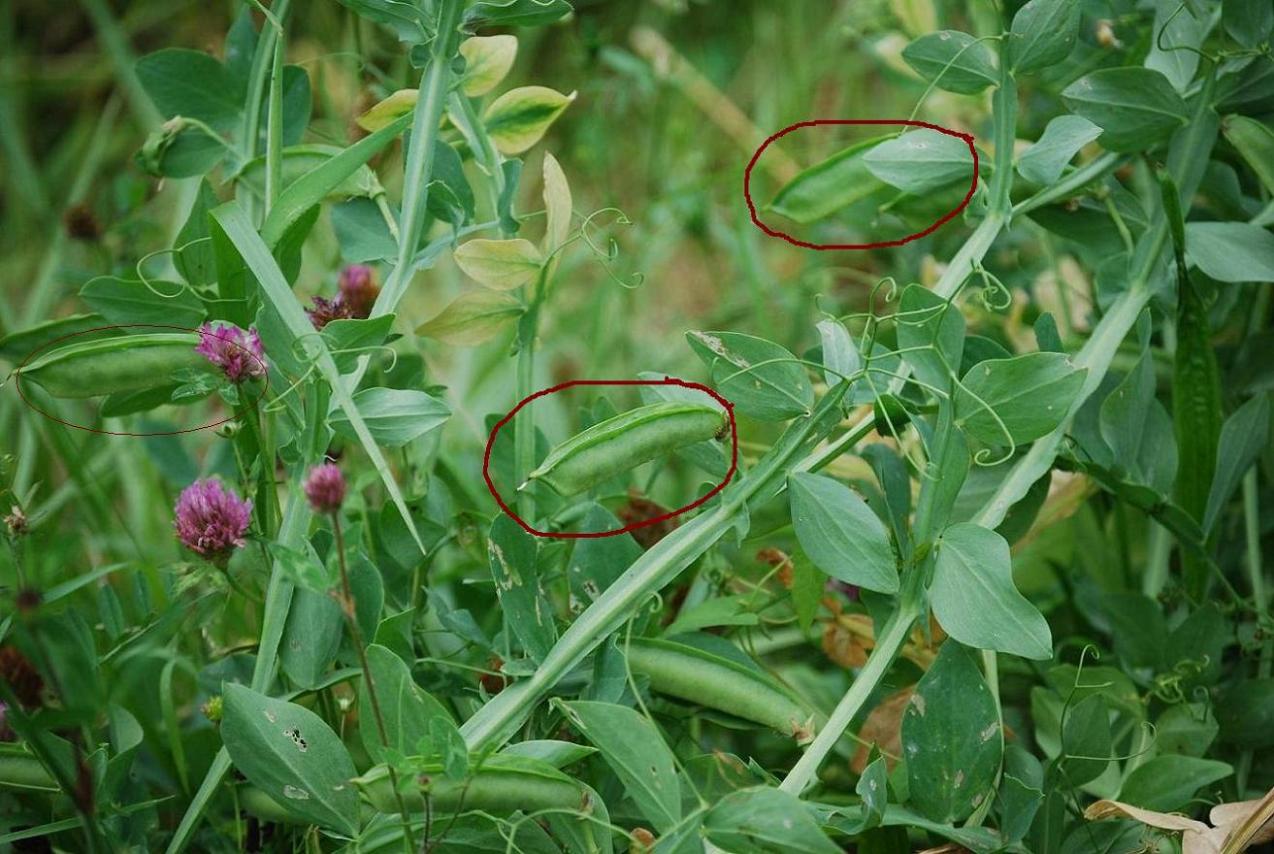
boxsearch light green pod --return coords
[0,313,118,363]
[524,400,727,496]
[16,333,212,399]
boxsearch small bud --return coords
[15,588,41,614]
[629,827,656,854]
[304,464,346,514]
[1095,19,1121,48]
[64,203,102,241]
[202,695,223,723]
[4,505,28,537]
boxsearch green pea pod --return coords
[356,754,587,814]
[624,636,819,742]
[1222,114,1274,196]
[0,313,119,363]
[524,400,727,497]
[15,333,212,399]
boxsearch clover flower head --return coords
[304,463,346,514]
[305,296,350,330]
[338,264,379,317]
[196,323,265,383]
[174,478,252,562]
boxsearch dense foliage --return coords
[2,0,1274,851]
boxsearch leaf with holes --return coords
[221,684,359,835]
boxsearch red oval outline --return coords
[744,119,980,251]
[483,377,738,540]
[13,322,269,437]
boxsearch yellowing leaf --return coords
[483,86,576,155]
[541,151,572,259]
[356,88,418,132]
[453,238,543,290]
[416,290,523,346]
[460,35,517,97]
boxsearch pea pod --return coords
[15,333,213,399]
[524,400,727,496]
[0,313,119,363]
[624,636,819,742]
[357,754,588,814]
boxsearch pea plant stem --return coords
[373,0,463,317]
[779,596,920,795]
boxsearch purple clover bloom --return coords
[196,322,266,383]
[174,479,252,563]
[338,264,378,316]
[304,464,346,514]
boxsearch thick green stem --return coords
[373,0,464,317]
[778,597,920,795]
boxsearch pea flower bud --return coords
[304,463,346,514]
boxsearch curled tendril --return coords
[972,265,1012,312]
[1156,2,1218,63]
[577,207,644,289]
[132,241,208,300]
[950,370,1018,466]
[261,363,318,413]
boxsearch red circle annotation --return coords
[744,118,980,251]
[482,377,739,540]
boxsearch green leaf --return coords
[1117,755,1232,811]
[768,137,891,224]
[1224,0,1274,47]
[453,238,544,290]
[1204,394,1271,533]
[463,0,573,29]
[331,198,397,264]
[703,787,839,854]
[1017,115,1102,186]
[791,552,823,632]
[931,523,1052,659]
[1009,0,1079,73]
[1058,693,1110,786]
[267,541,331,593]
[460,35,518,97]
[359,644,456,764]
[279,586,343,689]
[483,86,576,156]
[416,290,523,346]
[896,283,965,391]
[1185,222,1274,283]
[1099,351,1177,494]
[901,641,1001,823]
[1217,679,1274,749]
[334,0,431,43]
[221,684,359,835]
[558,700,681,832]
[1061,68,1188,153]
[687,330,813,421]
[863,129,976,194]
[330,388,450,447]
[259,116,409,249]
[856,753,888,830]
[955,352,1086,446]
[789,472,899,594]
[1146,0,1207,92]
[176,180,220,287]
[816,318,860,386]
[136,49,242,130]
[902,30,997,95]
[320,315,395,373]
[80,277,207,328]
[568,505,642,609]
[487,515,557,661]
